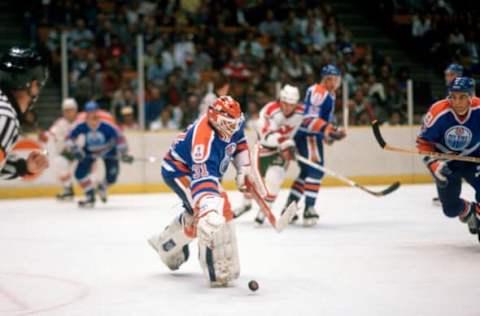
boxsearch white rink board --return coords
[0,184,480,316]
[0,126,427,188]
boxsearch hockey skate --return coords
[233,200,252,218]
[432,197,441,207]
[460,203,480,235]
[78,191,95,208]
[56,186,74,201]
[97,183,108,203]
[303,206,319,227]
[254,210,265,225]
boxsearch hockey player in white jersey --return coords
[234,85,306,224]
[234,84,340,225]
[41,98,78,200]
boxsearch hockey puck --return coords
[248,280,259,292]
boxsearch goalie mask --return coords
[208,96,243,142]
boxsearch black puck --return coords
[248,280,259,291]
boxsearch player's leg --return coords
[197,191,240,286]
[55,155,75,201]
[283,135,308,223]
[97,158,119,203]
[148,169,194,270]
[457,164,480,234]
[75,157,96,207]
[254,155,287,225]
[233,193,253,218]
[302,136,324,226]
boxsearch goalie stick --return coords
[296,155,400,197]
[371,120,480,163]
[244,176,297,232]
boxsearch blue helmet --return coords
[84,100,99,112]
[448,77,475,96]
[445,63,463,76]
[321,64,341,77]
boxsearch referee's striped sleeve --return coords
[0,115,18,152]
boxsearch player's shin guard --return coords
[148,213,194,271]
[198,212,240,287]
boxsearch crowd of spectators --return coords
[376,0,480,80]
[26,0,414,132]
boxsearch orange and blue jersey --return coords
[417,97,480,156]
[66,120,127,157]
[162,115,248,205]
[298,83,335,137]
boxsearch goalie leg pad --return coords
[148,213,194,271]
[198,213,240,287]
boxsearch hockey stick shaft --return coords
[296,155,400,196]
[371,120,480,163]
[84,154,159,163]
[244,176,277,228]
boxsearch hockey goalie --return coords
[148,96,250,286]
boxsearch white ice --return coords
[1,184,479,316]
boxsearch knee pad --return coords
[198,213,240,287]
[148,213,194,271]
[441,198,465,218]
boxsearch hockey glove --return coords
[71,146,86,161]
[423,156,451,188]
[279,139,296,161]
[121,153,134,164]
[324,124,346,145]
[61,149,76,162]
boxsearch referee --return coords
[0,46,49,180]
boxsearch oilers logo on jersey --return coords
[86,131,107,150]
[444,125,472,151]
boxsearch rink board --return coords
[0,126,431,198]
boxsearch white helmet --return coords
[62,98,78,111]
[279,84,300,104]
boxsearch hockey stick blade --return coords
[357,181,400,197]
[371,120,386,148]
[274,201,297,232]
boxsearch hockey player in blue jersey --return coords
[418,77,480,242]
[283,64,346,226]
[65,101,133,207]
[148,95,251,287]
[431,63,465,206]
[444,63,463,86]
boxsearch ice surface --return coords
[1,184,479,316]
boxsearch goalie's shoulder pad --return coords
[191,116,215,163]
